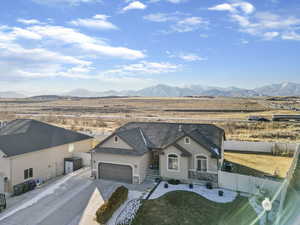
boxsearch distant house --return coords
[0,119,93,193]
[92,122,225,184]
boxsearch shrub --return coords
[206,182,213,189]
[168,179,181,185]
[96,186,128,224]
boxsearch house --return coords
[92,122,225,184]
[0,119,94,193]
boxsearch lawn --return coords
[131,191,258,225]
[224,152,293,178]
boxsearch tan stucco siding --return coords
[100,135,133,150]
[0,150,10,192]
[160,146,188,180]
[177,137,218,173]
[0,150,10,180]
[8,138,93,190]
[93,152,150,184]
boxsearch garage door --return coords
[98,163,133,184]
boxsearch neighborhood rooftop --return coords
[0,119,92,157]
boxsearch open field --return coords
[1,96,300,143]
[224,152,293,178]
[132,191,258,225]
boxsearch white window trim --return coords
[167,153,180,172]
[194,154,208,172]
[184,137,191,144]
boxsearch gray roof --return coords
[94,128,149,156]
[94,122,224,157]
[0,119,92,157]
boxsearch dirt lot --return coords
[1,96,300,143]
[224,152,293,178]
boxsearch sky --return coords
[0,0,300,94]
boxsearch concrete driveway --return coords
[0,168,95,225]
[0,169,155,225]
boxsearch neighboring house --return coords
[92,122,225,184]
[0,119,93,193]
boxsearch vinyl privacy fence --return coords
[218,171,281,196]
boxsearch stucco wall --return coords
[160,146,189,180]
[0,150,11,192]
[100,135,132,149]
[177,137,218,173]
[139,152,151,182]
[8,138,93,191]
[93,152,150,183]
[0,172,4,193]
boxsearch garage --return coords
[98,163,133,184]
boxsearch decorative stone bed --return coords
[149,183,237,203]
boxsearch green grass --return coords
[131,191,258,225]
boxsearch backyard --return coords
[224,152,293,178]
[131,191,258,225]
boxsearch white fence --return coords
[218,171,281,196]
[224,140,296,155]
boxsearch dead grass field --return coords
[1,96,300,143]
[224,152,293,178]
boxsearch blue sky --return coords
[0,0,300,94]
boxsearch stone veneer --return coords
[188,171,218,183]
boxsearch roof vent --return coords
[0,121,7,128]
[178,125,182,132]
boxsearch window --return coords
[168,154,179,171]
[184,137,190,144]
[24,168,33,180]
[114,136,119,143]
[196,155,207,172]
[68,144,74,153]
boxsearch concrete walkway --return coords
[79,188,104,225]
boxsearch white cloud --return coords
[122,1,147,12]
[263,31,279,40]
[144,13,178,22]
[209,1,300,41]
[32,0,100,6]
[209,1,255,14]
[70,14,118,30]
[199,34,209,38]
[28,25,145,59]
[149,0,187,3]
[103,61,180,75]
[282,31,300,41]
[171,17,208,32]
[17,19,42,25]
[178,53,206,62]
[0,40,92,79]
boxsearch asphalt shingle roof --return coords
[0,119,93,157]
[94,122,224,157]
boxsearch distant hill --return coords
[63,84,261,97]
[3,82,300,98]
[253,82,300,96]
[0,92,26,98]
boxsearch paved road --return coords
[0,169,96,225]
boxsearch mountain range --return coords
[62,82,300,98]
[2,82,300,98]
